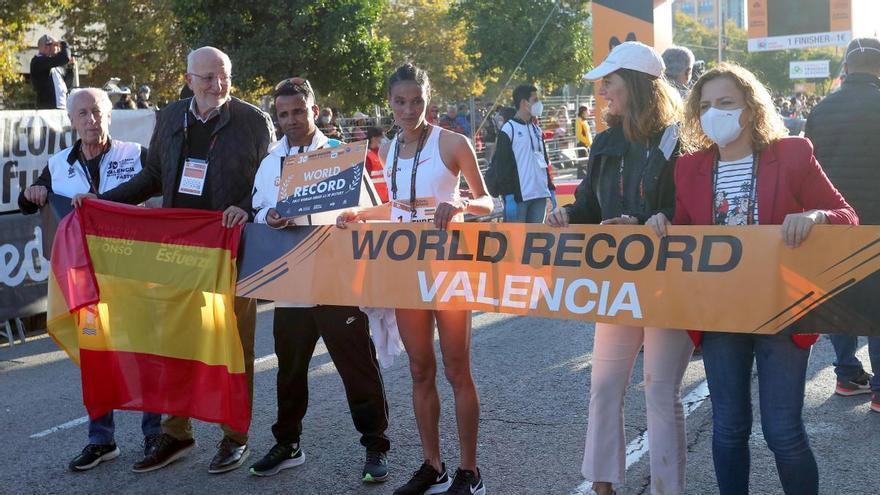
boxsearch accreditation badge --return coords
[178,158,208,196]
[391,197,436,223]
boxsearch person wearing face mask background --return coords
[489,83,555,223]
[317,107,344,141]
[545,41,691,495]
[646,63,858,495]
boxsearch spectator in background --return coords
[805,36,880,412]
[439,104,466,135]
[136,85,155,110]
[490,84,553,223]
[318,108,344,141]
[427,104,439,124]
[364,126,388,203]
[662,45,695,98]
[351,112,369,141]
[114,87,137,110]
[554,106,570,130]
[456,103,472,135]
[30,34,73,109]
[575,105,592,159]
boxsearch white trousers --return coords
[581,324,694,494]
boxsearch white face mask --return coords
[530,100,544,118]
[700,107,744,148]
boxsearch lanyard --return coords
[711,152,759,225]
[279,144,307,175]
[76,142,109,194]
[618,145,651,216]
[390,124,430,215]
[183,109,219,160]
[526,122,544,155]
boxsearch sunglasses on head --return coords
[274,77,312,93]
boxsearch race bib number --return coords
[178,158,208,196]
[391,197,436,223]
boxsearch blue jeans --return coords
[503,195,547,223]
[701,332,818,495]
[89,411,162,445]
[830,335,880,391]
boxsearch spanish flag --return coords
[47,200,249,432]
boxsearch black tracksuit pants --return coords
[271,305,390,452]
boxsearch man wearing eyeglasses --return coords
[248,77,390,483]
[74,46,275,475]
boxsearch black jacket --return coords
[99,97,274,214]
[805,73,880,225]
[564,124,678,224]
[30,42,72,109]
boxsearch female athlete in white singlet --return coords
[337,64,493,495]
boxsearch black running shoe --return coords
[835,370,873,396]
[131,433,195,473]
[444,468,485,495]
[394,462,452,495]
[362,450,389,483]
[249,443,305,477]
[69,443,120,472]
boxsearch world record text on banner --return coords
[237,223,880,336]
[275,140,367,217]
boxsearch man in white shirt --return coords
[249,77,390,484]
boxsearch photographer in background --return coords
[30,34,75,109]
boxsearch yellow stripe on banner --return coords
[77,274,244,373]
[85,235,235,294]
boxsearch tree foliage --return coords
[379,0,486,102]
[171,0,390,110]
[456,0,591,90]
[0,0,67,105]
[61,0,188,104]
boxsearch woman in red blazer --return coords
[647,64,857,495]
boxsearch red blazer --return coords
[674,137,859,349]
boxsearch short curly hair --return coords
[681,63,788,154]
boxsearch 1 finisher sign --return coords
[275,141,367,217]
[237,223,880,336]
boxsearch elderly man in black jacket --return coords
[74,46,275,474]
[805,37,880,411]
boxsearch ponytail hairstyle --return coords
[388,63,432,101]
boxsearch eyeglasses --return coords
[274,76,312,93]
[188,72,230,85]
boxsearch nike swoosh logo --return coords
[346,316,356,325]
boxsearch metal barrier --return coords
[3,318,26,347]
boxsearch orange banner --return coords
[237,223,880,335]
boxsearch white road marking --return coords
[30,352,281,439]
[569,380,711,495]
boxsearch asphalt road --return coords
[2,304,879,494]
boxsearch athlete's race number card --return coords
[276,141,367,217]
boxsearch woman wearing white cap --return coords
[546,41,693,495]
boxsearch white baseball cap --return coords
[583,41,665,81]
